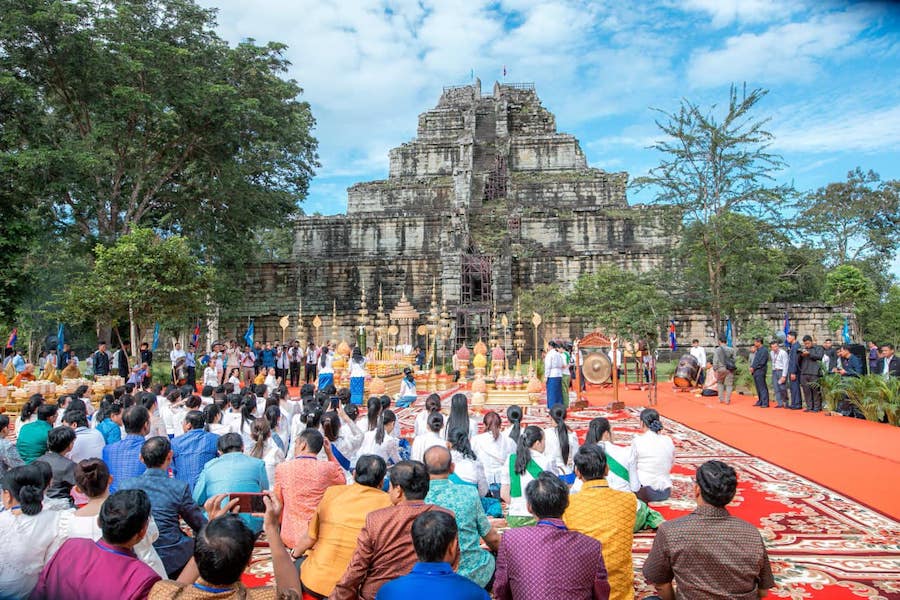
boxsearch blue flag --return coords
[151,322,160,352]
[57,323,65,352]
[842,317,851,344]
[725,318,733,347]
[244,320,255,348]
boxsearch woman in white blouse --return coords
[246,419,286,486]
[472,411,516,488]
[202,363,219,388]
[631,408,675,502]
[357,409,401,466]
[447,428,488,496]
[203,404,233,436]
[321,407,364,478]
[499,426,556,528]
[413,394,443,437]
[411,412,446,462]
[542,405,580,480]
[56,459,166,578]
[0,464,65,598]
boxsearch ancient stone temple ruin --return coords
[227,79,680,346]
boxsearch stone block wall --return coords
[293,215,448,259]
[347,180,453,214]
[388,142,464,178]
[509,135,588,171]
[508,172,628,209]
[515,208,678,256]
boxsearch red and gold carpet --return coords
[244,399,900,599]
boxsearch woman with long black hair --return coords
[500,425,555,527]
[631,408,675,502]
[447,427,488,496]
[503,405,523,443]
[413,394,442,437]
[472,411,515,490]
[357,409,401,466]
[444,393,478,440]
[543,404,580,481]
[580,417,640,493]
[317,343,334,392]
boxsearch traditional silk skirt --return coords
[546,376,563,408]
[317,372,334,392]
[350,376,365,405]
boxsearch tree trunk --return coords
[129,302,138,362]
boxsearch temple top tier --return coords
[345,79,628,215]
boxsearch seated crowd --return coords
[0,377,775,600]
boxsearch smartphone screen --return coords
[231,493,266,513]
[330,396,340,410]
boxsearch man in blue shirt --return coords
[120,436,207,579]
[260,342,276,371]
[171,410,218,492]
[102,405,150,492]
[376,510,489,600]
[192,432,268,532]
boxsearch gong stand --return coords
[575,330,619,406]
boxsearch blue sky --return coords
[200,0,899,265]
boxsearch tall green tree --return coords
[61,228,214,353]
[0,0,318,261]
[797,168,900,268]
[633,85,792,332]
[568,265,671,346]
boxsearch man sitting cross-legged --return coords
[643,460,776,599]
[331,460,453,600]
[31,489,162,599]
[289,454,392,599]
[493,471,610,600]
[149,492,302,599]
[376,510,489,599]
[564,444,637,600]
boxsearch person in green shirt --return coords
[16,404,58,464]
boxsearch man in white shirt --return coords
[169,342,185,365]
[689,339,707,386]
[288,341,303,387]
[769,341,788,408]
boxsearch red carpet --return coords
[244,388,900,598]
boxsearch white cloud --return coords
[677,0,801,27]
[687,8,872,87]
[773,104,900,153]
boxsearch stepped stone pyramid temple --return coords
[228,80,681,346]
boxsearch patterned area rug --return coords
[244,402,900,599]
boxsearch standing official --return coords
[799,335,824,412]
[750,338,769,408]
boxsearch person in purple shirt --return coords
[102,405,150,492]
[119,436,207,579]
[171,410,219,492]
[493,472,610,600]
[30,489,161,600]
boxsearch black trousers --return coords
[187,366,196,389]
[800,374,822,411]
[289,362,301,387]
[305,363,317,384]
[752,369,769,405]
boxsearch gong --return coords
[583,352,612,384]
